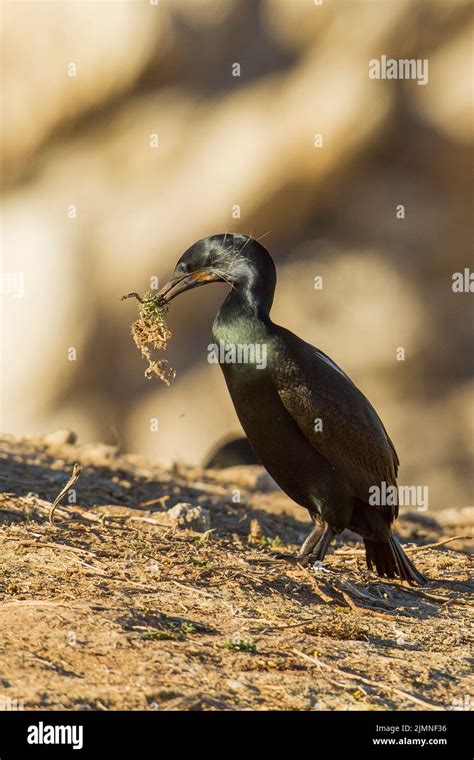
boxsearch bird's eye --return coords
[176,262,188,275]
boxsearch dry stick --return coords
[171,580,222,600]
[340,591,398,620]
[293,649,444,711]
[339,579,394,608]
[138,496,170,508]
[53,500,108,525]
[259,618,315,634]
[296,564,335,603]
[120,292,145,304]
[65,555,107,576]
[297,565,404,617]
[25,498,111,526]
[14,540,101,558]
[336,534,472,558]
[73,508,119,525]
[48,463,82,524]
[129,516,171,528]
[408,535,472,552]
[382,583,467,606]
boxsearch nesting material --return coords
[121,291,175,384]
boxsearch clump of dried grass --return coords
[308,614,370,641]
[121,291,175,384]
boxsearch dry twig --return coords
[48,463,82,524]
[293,649,444,711]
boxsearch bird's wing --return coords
[270,331,399,521]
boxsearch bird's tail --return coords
[364,536,427,585]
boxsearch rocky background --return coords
[2,0,473,510]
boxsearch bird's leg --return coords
[299,522,323,565]
[311,524,335,568]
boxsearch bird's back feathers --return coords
[269,326,400,522]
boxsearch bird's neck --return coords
[220,269,275,324]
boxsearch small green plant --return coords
[180,622,196,635]
[261,535,282,549]
[142,629,175,641]
[224,634,257,653]
[128,611,198,642]
[196,529,215,546]
[187,557,209,567]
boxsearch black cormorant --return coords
[157,233,427,585]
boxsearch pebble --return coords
[43,429,77,447]
[166,503,211,533]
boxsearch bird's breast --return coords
[210,323,331,511]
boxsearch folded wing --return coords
[271,332,399,522]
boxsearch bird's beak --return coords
[157,270,221,304]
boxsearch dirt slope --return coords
[0,433,472,711]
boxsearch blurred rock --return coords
[436,507,474,529]
[43,429,78,447]
[167,503,211,532]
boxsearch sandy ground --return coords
[0,432,472,712]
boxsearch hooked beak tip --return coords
[156,275,187,304]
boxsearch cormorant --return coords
[157,233,427,585]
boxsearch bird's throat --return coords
[220,275,275,323]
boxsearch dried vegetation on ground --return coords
[0,433,472,711]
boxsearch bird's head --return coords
[157,233,276,311]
